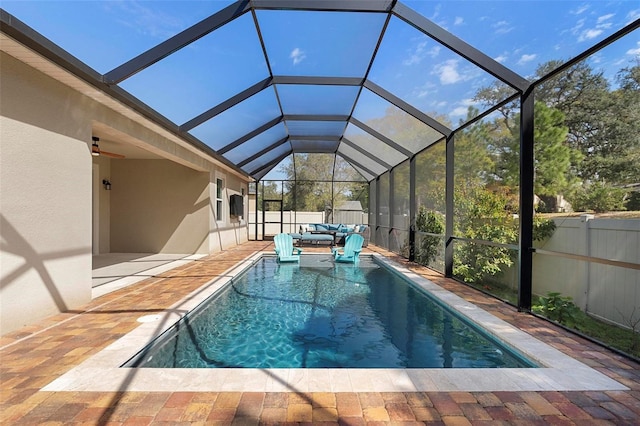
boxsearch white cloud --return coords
[429,3,441,22]
[627,9,640,24]
[290,47,306,65]
[417,89,435,98]
[404,55,421,67]
[449,106,469,117]
[597,13,614,24]
[494,54,508,63]
[434,59,461,84]
[575,12,615,43]
[431,60,481,85]
[597,22,613,30]
[449,99,476,118]
[109,1,183,40]
[590,52,603,64]
[628,41,640,56]
[571,4,589,15]
[454,16,464,26]
[571,18,586,34]
[416,81,438,98]
[403,41,440,66]
[460,98,476,107]
[579,28,603,42]
[492,20,514,35]
[613,58,627,67]
[518,54,537,65]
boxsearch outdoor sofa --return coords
[289,223,370,247]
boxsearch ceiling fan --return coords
[91,136,125,159]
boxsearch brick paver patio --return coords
[1,241,639,424]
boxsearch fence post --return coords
[581,213,594,312]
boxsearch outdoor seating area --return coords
[290,224,370,247]
[332,233,365,263]
[273,233,302,262]
[274,230,365,263]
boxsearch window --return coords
[216,177,224,221]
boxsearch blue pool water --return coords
[127,255,535,369]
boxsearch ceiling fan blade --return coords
[101,150,125,159]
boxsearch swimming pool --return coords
[43,252,628,392]
[126,255,535,369]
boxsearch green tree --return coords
[476,60,640,213]
[415,141,446,212]
[531,61,640,186]
[493,102,579,198]
[366,106,445,155]
[333,156,370,212]
[572,181,627,213]
[580,65,640,185]
[414,207,445,266]
[344,182,370,213]
[279,154,330,211]
[279,153,366,213]
[453,185,519,284]
[454,108,498,188]
[258,181,282,209]
[415,108,499,214]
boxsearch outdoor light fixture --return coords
[102,179,111,190]
[91,136,100,156]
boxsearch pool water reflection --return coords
[127,256,535,369]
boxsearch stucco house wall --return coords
[0,49,251,335]
[93,154,112,254]
[110,160,211,254]
[1,52,93,333]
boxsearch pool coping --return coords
[43,252,629,393]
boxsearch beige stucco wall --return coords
[93,155,112,254]
[1,53,93,333]
[0,50,251,335]
[110,160,210,253]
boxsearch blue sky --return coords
[3,1,637,122]
[2,0,638,178]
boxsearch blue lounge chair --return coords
[274,233,302,262]
[332,233,364,263]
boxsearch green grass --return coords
[465,280,519,306]
[463,281,640,360]
[572,311,640,359]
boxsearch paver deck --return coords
[1,241,639,424]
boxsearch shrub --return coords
[533,216,556,241]
[532,292,580,328]
[414,207,445,266]
[625,191,640,211]
[453,186,518,284]
[571,181,626,213]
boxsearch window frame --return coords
[215,175,226,222]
